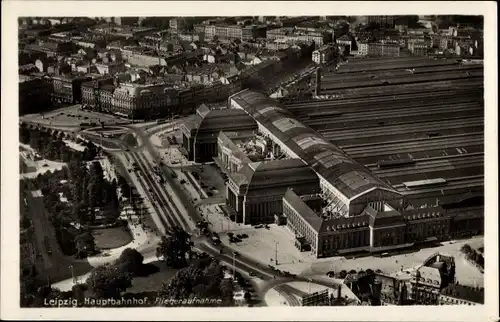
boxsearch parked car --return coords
[241,234,248,238]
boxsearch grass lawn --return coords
[128,261,180,293]
[92,223,133,250]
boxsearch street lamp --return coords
[69,265,76,284]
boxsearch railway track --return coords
[303,104,483,128]
[394,175,484,193]
[285,90,483,112]
[129,151,190,231]
[320,117,483,140]
[370,155,484,177]
[343,133,484,156]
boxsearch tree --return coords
[86,264,132,299]
[75,231,96,258]
[156,227,192,268]
[461,244,472,254]
[115,248,144,275]
[158,258,227,306]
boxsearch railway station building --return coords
[227,89,484,257]
[225,158,321,225]
[180,104,258,162]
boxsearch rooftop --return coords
[229,89,399,200]
[440,283,484,303]
[231,158,318,196]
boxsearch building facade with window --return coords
[368,42,400,57]
[226,159,320,225]
[227,90,484,258]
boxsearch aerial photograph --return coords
[17,15,485,308]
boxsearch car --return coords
[42,163,49,167]
[227,232,234,237]
[207,192,213,197]
[241,234,248,238]
[124,148,130,152]
[236,234,243,239]
[232,251,240,257]
[249,271,256,277]
[180,179,186,184]
[326,271,335,278]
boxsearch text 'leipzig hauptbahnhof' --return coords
[180,86,483,259]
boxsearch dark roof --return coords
[195,109,257,142]
[232,158,320,197]
[440,284,484,304]
[284,188,323,232]
[229,89,399,200]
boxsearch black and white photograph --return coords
[1,1,498,321]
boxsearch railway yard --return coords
[284,56,484,209]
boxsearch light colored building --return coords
[169,18,185,32]
[111,82,176,117]
[408,41,428,56]
[368,42,400,57]
[410,266,442,304]
[95,62,126,75]
[312,45,335,64]
[266,27,326,46]
[357,42,369,56]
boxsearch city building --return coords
[439,283,484,305]
[371,273,409,305]
[19,75,53,115]
[408,41,429,56]
[95,61,126,75]
[336,35,353,53]
[111,82,177,118]
[242,25,267,41]
[266,27,326,46]
[410,266,442,305]
[50,74,92,104]
[312,45,335,64]
[226,159,320,224]
[81,77,115,111]
[226,90,484,257]
[367,42,400,57]
[357,42,369,56]
[24,40,75,57]
[169,18,185,33]
[180,105,258,162]
[367,16,396,29]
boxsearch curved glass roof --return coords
[230,89,399,200]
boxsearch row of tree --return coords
[460,244,484,270]
[19,124,100,162]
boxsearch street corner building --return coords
[211,89,485,259]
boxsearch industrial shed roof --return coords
[229,89,399,200]
[230,158,320,197]
[195,108,258,142]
